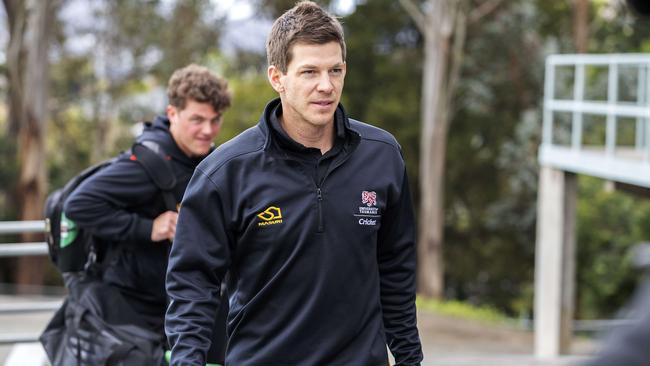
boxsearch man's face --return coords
[269,41,346,128]
[167,99,222,158]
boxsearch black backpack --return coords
[44,141,178,274]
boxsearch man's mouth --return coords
[312,101,333,107]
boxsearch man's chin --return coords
[191,146,211,157]
[307,111,336,126]
[312,117,335,127]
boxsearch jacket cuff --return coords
[134,216,154,242]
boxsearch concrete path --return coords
[0,294,59,366]
[415,310,595,366]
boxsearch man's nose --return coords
[316,73,334,93]
[201,121,217,136]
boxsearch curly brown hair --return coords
[167,64,231,113]
[266,1,346,74]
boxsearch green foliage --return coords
[218,72,277,145]
[46,56,96,189]
[416,297,510,325]
[341,0,422,190]
[253,0,334,18]
[575,177,650,319]
[438,0,650,320]
[46,106,96,190]
[443,0,543,315]
[0,131,18,220]
[40,0,229,189]
[526,0,650,319]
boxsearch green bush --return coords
[576,177,650,319]
[416,297,510,325]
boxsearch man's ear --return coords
[166,105,177,123]
[267,65,285,93]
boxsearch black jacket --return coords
[165,99,423,365]
[64,116,204,307]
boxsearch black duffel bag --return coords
[40,278,166,366]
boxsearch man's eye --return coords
[330,68,342,75]
[302,70,315,75]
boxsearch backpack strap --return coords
[85,141,178,276]
[131,141,178,212]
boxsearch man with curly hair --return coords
[65,64,231,364]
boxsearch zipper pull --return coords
[316,187,324,232]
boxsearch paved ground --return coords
[0,294,599,366]
[415,310,595,366]
[0,294,59,365]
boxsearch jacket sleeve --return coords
[165,167,232,366]
[63,157,156,244]
[584,293,650,366]
[377,168,423,365]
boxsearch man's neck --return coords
[279,115,334,155]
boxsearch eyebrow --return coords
[190,114,222,121]
[299,62,345,69]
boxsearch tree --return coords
[3,0,59,287]
[398,0,503,298]
[254,0,334,18]
[56,1,224,162]
[573,0,589,53]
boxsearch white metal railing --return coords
[0,333,44,345]
[0,220,48,257]
[0,301,62,314]
[0,220,46,235]
[0,220,56,345]
[0,243,48,257]
[540,53,650,188]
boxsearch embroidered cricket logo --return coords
[359,191,379,216]
[257,206,283,227]
[361,191,377,207]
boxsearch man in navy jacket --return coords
[64,64,231,362]
[165,2,423,365]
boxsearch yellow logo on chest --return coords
[257,206,283,227]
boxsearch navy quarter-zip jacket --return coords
[166,98,423,365]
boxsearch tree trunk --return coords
[573,0,589,53]
[4,0,57,289]
[92,93,114,162]
[4,0,25,139]
[91,27,114,163]
[415,0,465,299]
[399,0,496,299]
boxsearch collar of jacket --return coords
[256,98,361,157]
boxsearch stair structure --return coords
[536,53,650,359]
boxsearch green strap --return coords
[164,350,222,366]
